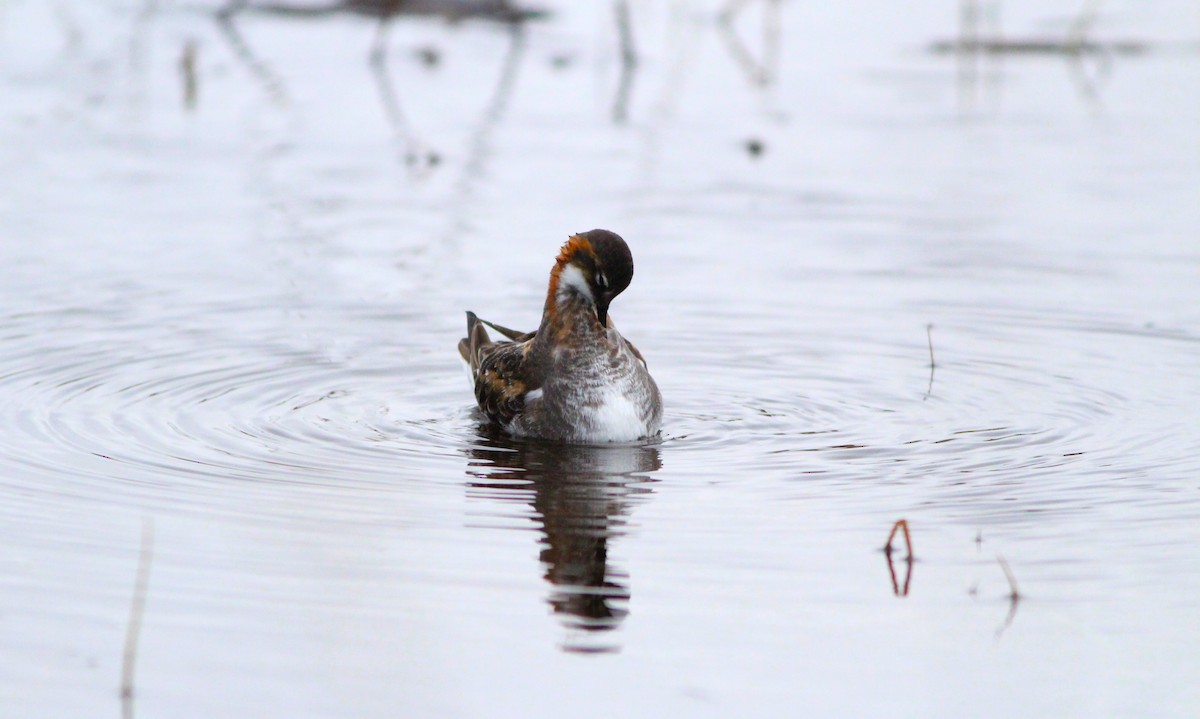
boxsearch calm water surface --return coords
[1,1,1199,716]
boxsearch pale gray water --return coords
[1,0,1199,716]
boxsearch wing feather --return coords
[461,311,539,426]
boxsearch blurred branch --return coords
[612,0,638,123]
[717,0,780,87]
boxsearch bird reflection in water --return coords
[465,428,660,654]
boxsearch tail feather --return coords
[478,317,533,342]
[460,311,494,373]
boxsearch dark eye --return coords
[594,271,608,289]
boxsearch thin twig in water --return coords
[923,323,936,401]
[883,519,914,560]
[883,519,914,596]
[996,553,1020,600]
[121,518,155,710]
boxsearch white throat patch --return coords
[557,263,594,302]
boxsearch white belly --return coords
[581,387,652,443]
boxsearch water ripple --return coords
[658,302,1200,526]
[0,304,470,526]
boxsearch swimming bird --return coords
[459,229,662,443]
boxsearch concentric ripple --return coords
[657,301,1200,526]
[0,296,474,526]
[4,275,1198,539]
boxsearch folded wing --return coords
[459,311,539,426]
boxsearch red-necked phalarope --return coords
[459,229,663,443]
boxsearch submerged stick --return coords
[121,518,155,703]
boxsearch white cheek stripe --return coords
[524,388,544,403]
[557,264,593,301]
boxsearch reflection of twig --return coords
[1066,0,1102,52]
[923,323,936,401]
[956,0,980,113]
[882,520,914,597]
[648,5,699,121]
[935,0,1146,58]
[884,548,914,597]
[612,0,638,123]
[215,3,289,104]
[936,0,1159,115]
[934,37,1148,56]
[762,0,780,82]
[180,40,199,111]
[459,25,526,178]
[53,0,84,51]
[124,0,161,114]
[129,0,159,71]
[716,0,781,87]
[1065,48,1112,113]
[217,0,249,19]
[120,519,155,718]
[995,552,1021,638]
[367,14,439,171]
[441,25,527,240]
